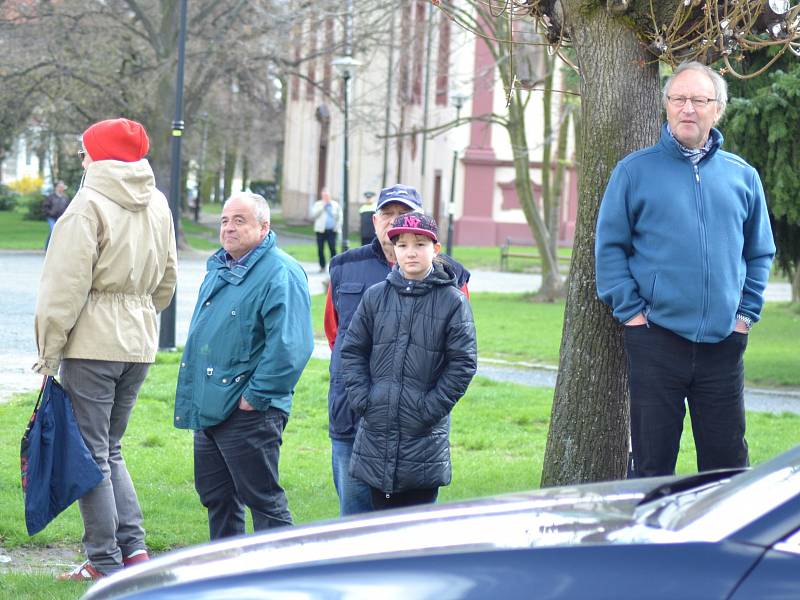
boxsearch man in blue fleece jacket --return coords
[595,62,775,478]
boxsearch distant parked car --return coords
[83,446,800,600]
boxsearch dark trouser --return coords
[194,407,292,540]
[370,487,439,510]
[61,359,149,575]
[316,230,337,269]
[624,322,749,478]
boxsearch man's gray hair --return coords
[662,61,728,119]
[225,192,270,224]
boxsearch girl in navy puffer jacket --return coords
[340,212,477,510]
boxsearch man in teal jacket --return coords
[596,61,775,478]
[175,192,313,539]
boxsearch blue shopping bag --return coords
[20,376,103,536]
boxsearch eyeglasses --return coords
[78,150,86,160]
[667,95,717,108]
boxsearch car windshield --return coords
[635,445,800,541]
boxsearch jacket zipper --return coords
[693,164,710,341]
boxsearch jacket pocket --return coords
[197,369,250,425]
[231,306,253,363]
[337,282,365,327]
[399,389,435,435]
[362,383,389,430]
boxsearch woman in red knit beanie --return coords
[82,118,150,162]
[36,115,176,581]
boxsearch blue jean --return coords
[45,217,57,249]
[331,437,373,516]
[194,407,292,540]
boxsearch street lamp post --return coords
[446,91,469,257]
[332,56,362,253]
[159,0,187,351]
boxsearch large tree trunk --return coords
[541,9,662,486]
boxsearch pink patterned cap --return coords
[387,212,438,242]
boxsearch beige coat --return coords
[34,159,177,375]
[311,199,342,234]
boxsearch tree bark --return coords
[541,7,662,486]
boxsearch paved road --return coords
[2,249,797,414]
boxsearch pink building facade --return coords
[455,28,578,247]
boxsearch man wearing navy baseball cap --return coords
[375,183,422,211]
[323,184,470,516]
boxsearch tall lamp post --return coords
[159,0,188,351]
[332,55,362,253]
[446,91,469,257]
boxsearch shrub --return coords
[249,180,279,205]
[7,175,44,195]
[22,194,46,221]
[0,184,18,211]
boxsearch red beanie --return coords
[82,118,150,162]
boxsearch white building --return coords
[1,132,46,186]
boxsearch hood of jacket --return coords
[386,260,457,295]
[33,157,177,374]
[82,159,155,212]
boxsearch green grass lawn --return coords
[181,217,219,251]
[449,244,573,273]
[468,296,800,387]
[743,303,800,386]
[1,355,799,598]
[0,208,49,250]
[0,360,553,552]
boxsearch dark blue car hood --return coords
[83,473,740,600]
